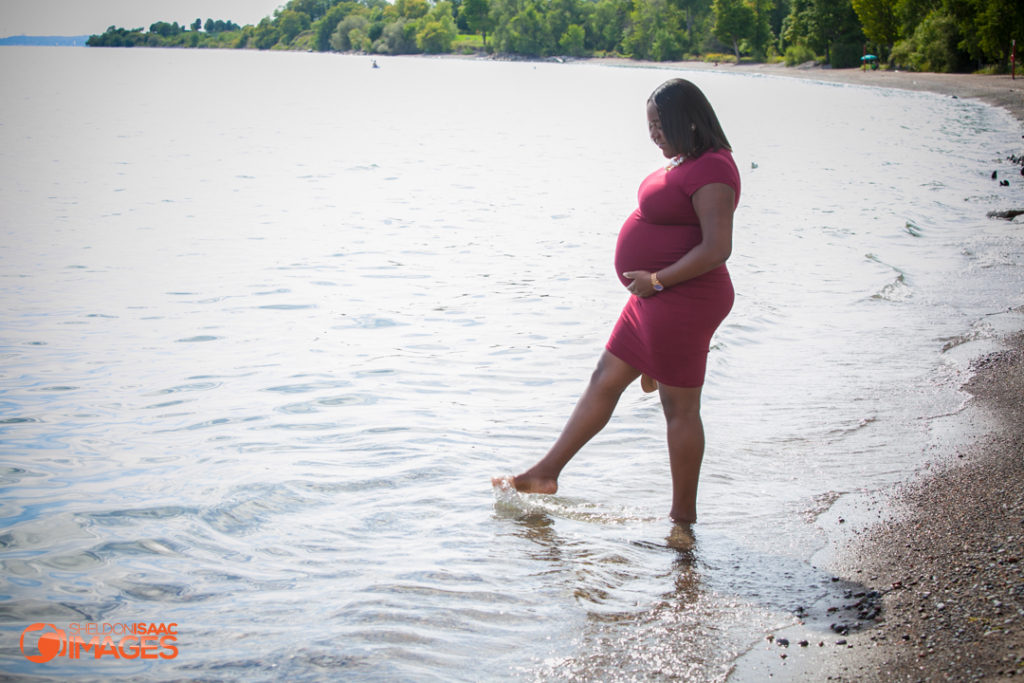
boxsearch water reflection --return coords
[495,496,882,681]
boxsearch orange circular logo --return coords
[20,623,65,663]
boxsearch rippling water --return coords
[2,47,1023,680]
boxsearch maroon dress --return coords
[607,148,740,388]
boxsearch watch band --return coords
[651,272,665,292]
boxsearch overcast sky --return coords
[0,0,287,37]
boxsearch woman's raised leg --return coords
[657,384,705,524]
[493,351,640,494]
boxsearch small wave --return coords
[871,273,912,302]
[257,303,316,310]
[492,486,656,525]
[797,490,842,523]
[333,314,403,329]
[939,319,996,352]
[264,378,352,394]
[150,380,222,395]
[826,415,877,437]
[904,220,924,237]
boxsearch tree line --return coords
[86,0,1021,72]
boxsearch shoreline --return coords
[565,54,1024,679]
[749,61,1024,682]
[570,56,1024,122]
[665,60,1024,680]
[572,57,1024,124]
[821,325,1024,681]
[728,323,1024,681]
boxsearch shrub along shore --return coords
[85,0,1020,74]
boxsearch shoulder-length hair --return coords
[649,78,731,158]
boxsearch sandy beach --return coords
[701,63,1024,680]
[705,62,1024,123]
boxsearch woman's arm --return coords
[623,182,735,298]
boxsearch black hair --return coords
[649,78,731,158]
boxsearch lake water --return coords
[1,46,1023,680]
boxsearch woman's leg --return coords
[657,384,705,524]
[493,350,640,494]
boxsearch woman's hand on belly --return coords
[622,270,657,298]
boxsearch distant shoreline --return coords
[576,57,1024,124]
[5,39,1021,122]
[0,35,90,47]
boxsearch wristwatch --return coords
[651,272,665,292]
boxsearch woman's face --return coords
[647,100,680,159]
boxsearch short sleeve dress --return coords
[606,147,740,388]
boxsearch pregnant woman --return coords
[493,78,739,525]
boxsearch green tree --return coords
[493,0,552,55]
[395,0,431,19]
[851,0,898,52]
[783,0,862,65]
[375,17,419,52]
[191,18,202,31]
[417,20,454,51]
[331,14,371,50]
[87,26,147,47]
[962,0,1024,70]
[545,0,584,49]
[204,19,240,33]
[890,8,966,69]
[558,23,587,54]
[417,1,458,52]
[892,0,935,38]
[460,0,496,45]
[287,0,333,21]
[278,10,312,44]
[585,0,629,52]
[315,3,360,51]
[713,0,754,58]
[674,0,715,51]
[977,0,1012,67]
[253,16,281,49]
[150,21,182,37]
[814,0,863,65]
[747,0,776,58]
[623,0,686,60]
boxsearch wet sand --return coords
[728,327,1024,681]
[817,330,1024,680]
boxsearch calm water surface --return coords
[1,47,1023,680]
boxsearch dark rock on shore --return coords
[988,208,1024,220]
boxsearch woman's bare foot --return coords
[491,471,558,495]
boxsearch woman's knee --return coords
[589,353,638,395]
[659,385,702,420]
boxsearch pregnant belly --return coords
[614,215,703,287]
